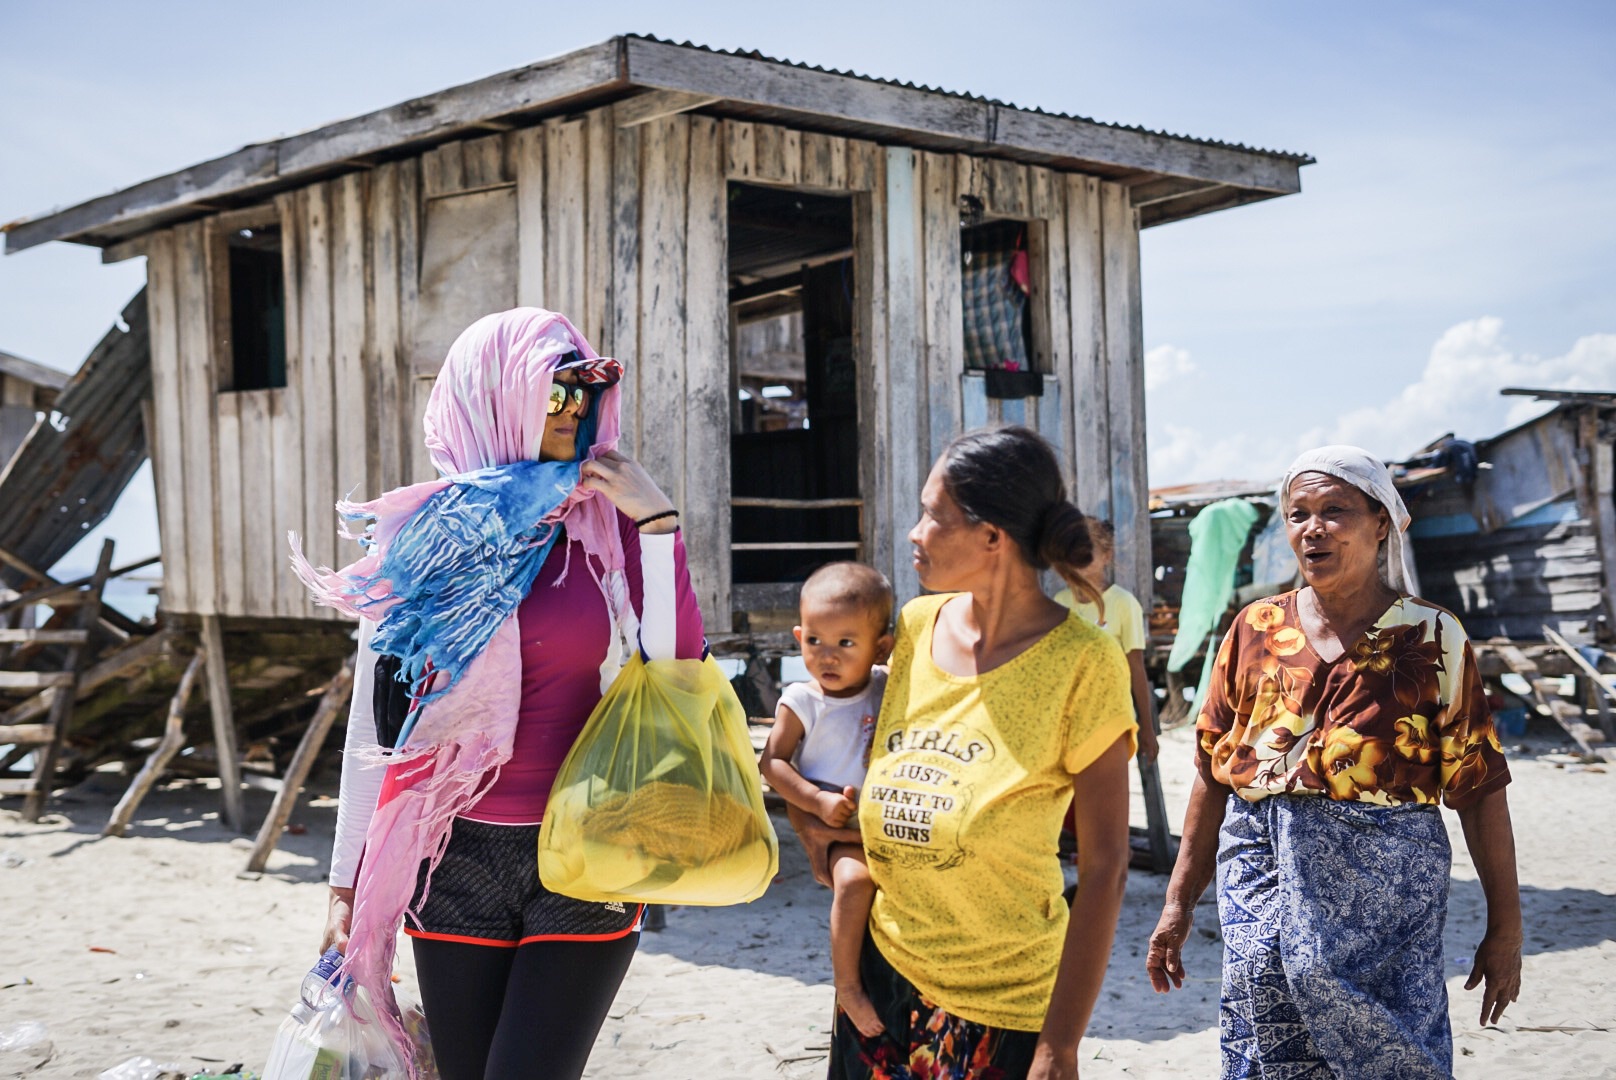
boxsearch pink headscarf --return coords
[292,308,629,1067]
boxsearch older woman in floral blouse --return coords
[1146,446,1522,1080]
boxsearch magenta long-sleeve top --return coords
[329,516,705,886]
[466,516,705,823]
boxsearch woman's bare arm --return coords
[1456,787,1522,1025]
[785,803,863,887]
[1127,650,1159,764]
[1029,733,1133,1079]
[1146,772,1231,992]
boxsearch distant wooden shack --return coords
[1141,394,1616,752]
[1401,389,1616,645]
[4,34,1311,638]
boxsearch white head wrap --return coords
[1279,445,1420,595]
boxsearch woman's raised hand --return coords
[579,450,677,531]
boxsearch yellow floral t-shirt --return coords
[862,593,1136,1031]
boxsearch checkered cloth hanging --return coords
[962,246,1030,372]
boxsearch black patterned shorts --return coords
[404,819,643,947]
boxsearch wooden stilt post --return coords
[199,614,244,832]
[1135,694,1176,874]
[104,648,205,837]
[244,653,356,875]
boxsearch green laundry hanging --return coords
[1166,499,1261,719]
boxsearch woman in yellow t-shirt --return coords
[824,426,1136,1080]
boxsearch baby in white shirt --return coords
[761,562,894,1038]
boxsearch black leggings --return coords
[411,933,638,1080]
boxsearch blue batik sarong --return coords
[1216,794,1454,1080]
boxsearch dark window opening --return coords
[961,218,1041,397]
[728,183,859,588]
[226,225,286,391]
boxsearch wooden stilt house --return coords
[4,35,1311,638]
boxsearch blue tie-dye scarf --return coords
[348,410,598,743]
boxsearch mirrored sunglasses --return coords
[546,382,594,418]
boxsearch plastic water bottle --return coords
[263,949,349,1078]
[298,948,345,1013]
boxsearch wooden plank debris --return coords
[1543,626,1616,704]
[1497,641,1609,758]
[21,539,114,821]
[2,626,175,727]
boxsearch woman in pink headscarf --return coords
[294,308,705,1079]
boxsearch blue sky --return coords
[3,0,1612,573]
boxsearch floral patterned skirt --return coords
[829,931,1040,1080]
[1217,794,1454,1080]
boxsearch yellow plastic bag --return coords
[538,654,779,905]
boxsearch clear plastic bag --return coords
[96,1058,187,1080]
[0,1022,49,1053]
[261,978,409,1080]
[538,654,778,905]
[399,1001,439,1080]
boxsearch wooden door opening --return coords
[727,183,859,609]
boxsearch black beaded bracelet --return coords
[634,509,680,529]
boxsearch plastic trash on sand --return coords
[97,1058,189,1080]
[1,1021,53,1071]
[538,654,778,906]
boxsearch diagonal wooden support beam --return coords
[615,89,720,128]
[1498,641,1608,758]
[243,653,357,876]
[103,648,205,837]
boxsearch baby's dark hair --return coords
[800,561,895,632]
[938,426,1102,607]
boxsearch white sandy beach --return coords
[2,723,1612,1079]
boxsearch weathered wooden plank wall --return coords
[143,111,1151,624]
[147,166,419,619]
[145,232,188,613]
[722,121,1151,607]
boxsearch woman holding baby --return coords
[794,425,1137,1080]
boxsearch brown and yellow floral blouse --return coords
[1196,592,1509,809]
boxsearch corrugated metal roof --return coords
[627,34,1315,166]
[0,290,150,591]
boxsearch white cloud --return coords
[1316,319,1616,457]
[1144,344,1196,391]
[1148,319,1616,487]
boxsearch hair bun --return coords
[1036,501,1094,574]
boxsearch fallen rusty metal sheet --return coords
[0,289,150,592]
